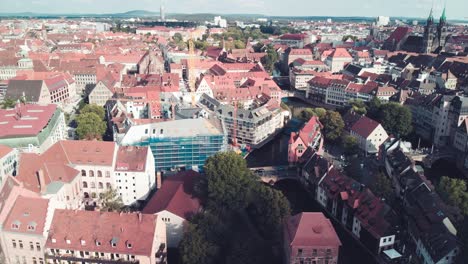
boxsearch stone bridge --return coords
[249,166,299,184]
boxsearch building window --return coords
[12,239,16,248]
[106,183,111,189]
[19,240,23,249]
[298,248,303,256]
[83,181,88,188]
[89,170,94,177]
[98,182,103,189]
[36,242,41,251]
[105,171,110,177]
[90,182,95,189]
[81,170,86,176]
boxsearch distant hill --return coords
[0,10,160,18]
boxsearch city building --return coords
[0,58,33,81]
[115,146,156,205]
[143,170,201,248]
[273,34,310,48]
[325,48,353,73]
[119,117,227,171]
[349,115,389,153]
[0,104,67,153]
[288,116,323,164]
[45,210,167,264]
[376,16,390,26]
[422,7,448,53]
[0,145,18,188]
[283,212,341,264]
[0,196,52,264]
[89,80,115,107]
[5,80,51,105]
[199,94,286,148]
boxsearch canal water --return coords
[274,180,377,264]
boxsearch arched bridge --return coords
[422,150,457,168]
[249,166,299,184]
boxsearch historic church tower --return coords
[422,8,437,53]
[422,5,449,53]
[437,6,448,50]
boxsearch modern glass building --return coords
[119,118,227,171]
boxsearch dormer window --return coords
[51,238,56,243]
[27,225,35,231]
[81,239,86,246]
[11,220,20,230]
[66,239,71,244]
[111,237,119,247]
[96,240,101,246]
[112,242,117,247]
[126,241,132,249]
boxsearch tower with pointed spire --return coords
[422,7,437,53]
[422,3,449,54]
[437,4,448,49]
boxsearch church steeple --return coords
[440,4,447,23]
[427,7,434,24]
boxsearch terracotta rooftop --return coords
[285,212,341,247]
[115,146,149,172]
[350,116,382,139]
[143,170,201,220]
[0,144,14,158]
[46,210,158,256]
[0,104,58,139]
[3,196,49,235]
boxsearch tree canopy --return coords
[1,98,16,109]
[261,44,278,73]
[80,103,105,119]
[76,112,106,140]
[203,151,255,212]
[437,176,468,216]
[377,102,412,137]
[349,99,367,115]
[321,110,345,141]
[98,187,125,212]
[247,184,290,239]
[370,172,393,201]
[343,135,359,155]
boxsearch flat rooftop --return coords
[0,104,58,139]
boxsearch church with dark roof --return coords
[422,6,449,53]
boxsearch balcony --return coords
[45,254,139,264]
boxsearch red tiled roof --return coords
[46,210,158,256]
[3,196,49,235]
[280,34,307,40]
[285,212,341,247]
[0,144,13,158]
[115,146,148,172]
[142,170,201,220]
[329,48,352,58]
[0,104,58,139]
[350,116,381,138]
[386,27,412,44]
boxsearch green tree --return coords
[349,99,367,115]
[233,40,246,49]
[179,212,227,264]
[343,135,359,155]
[321,110,345,141]
[247,184,290,239]
[370,172,393,200]
[378,102,412,137]
[300,108,316,121]
[437,176,468,215]
[367,97,382,120]
[80,103,105,120]
[313,107,326,119]
[173,33,183,42]
[194,40,209,51]
[76,112,106,140]
[261,44,278,73]
[1,98,16,109]
[203,151,254,212]
[98,187,124,212]
[252,42,264,52]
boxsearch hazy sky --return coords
[2,0,467,19]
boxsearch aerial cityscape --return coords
[0,0,467,264]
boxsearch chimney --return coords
[36,169,46,193]
[156,172,162,189]
[138,213,142,222]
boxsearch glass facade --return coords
[136,134,226,171]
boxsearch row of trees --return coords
[180,152,290,264]
[75,104,107,140]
